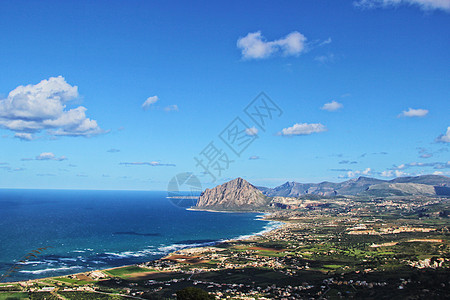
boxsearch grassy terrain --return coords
[0,292,29,300]
[60,291,126,299]
[104,266,155,279]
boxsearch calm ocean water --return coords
[0,189,278,282]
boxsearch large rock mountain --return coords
[259,175,450,197]
[196,178,269,210]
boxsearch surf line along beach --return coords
[1,212,284,285]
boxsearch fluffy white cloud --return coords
[279,123,327,136]
[0,76,104,138]
[245,127,259,136]
[340,168,373,178]
[14,132,34,141]
[354,0,450,11]
[321,100,343,111]
[436,126,450,143]
[380,170,409,177]
[398,108,429,117]
[142,96,159,110]
[35,152,67,161]
[237,31,307,59]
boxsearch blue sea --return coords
[0,189,278,282]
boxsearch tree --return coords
[176,287,214,300]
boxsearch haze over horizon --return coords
[0,0,449,190]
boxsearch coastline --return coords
[186,207,269,214]
[1,211,284,285]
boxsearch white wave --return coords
[59,258,77,262]
[104,248,162,259]
[19,266,82,275]
[16,261,44,265]
[72,248,93,253]
[43,260,58,263]
[156,241,216,254]
[225,220,283,242]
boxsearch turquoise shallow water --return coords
[0,189,278,282]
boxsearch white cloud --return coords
[433,171,444,175]
[380,170,393,177]
[398,108,428,117]
[354,0,450,12]
[408,162,425,167]
[321,100,343,111]
[0,76,104,138]
[320,38,332,46]
[279,123,327,136]
[380,170,409,177]
[392,160,450,170]
[35,152,67,161]
[237,31,307,60]
[362,168,372,175]
[436,126,450,143]
[249,155,260,160]
[315,53,335,64]
[245,127,258,136]
[120,161,176,167]
[142,96,159,110]
[340,167,373,178]
[164,104,179,112]
[14,132,34,141]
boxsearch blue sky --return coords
[0,0,449,190]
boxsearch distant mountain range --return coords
[194,175,450,211]
[258,175,450,197]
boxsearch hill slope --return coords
[364,183,436,196]
[196,177,269,210]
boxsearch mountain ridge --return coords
[258,175,450,197]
